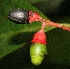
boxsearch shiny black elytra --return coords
[8,8,29,24]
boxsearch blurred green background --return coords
[0,0,70,69]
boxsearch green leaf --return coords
[28,0,47,3]
[0,0,48,59]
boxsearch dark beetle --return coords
[8,8,29,24]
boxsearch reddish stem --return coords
[40,19,70,31]
[29,11,70,32]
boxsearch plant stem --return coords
[40,19,70,31]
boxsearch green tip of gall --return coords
[30,43,47,65]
